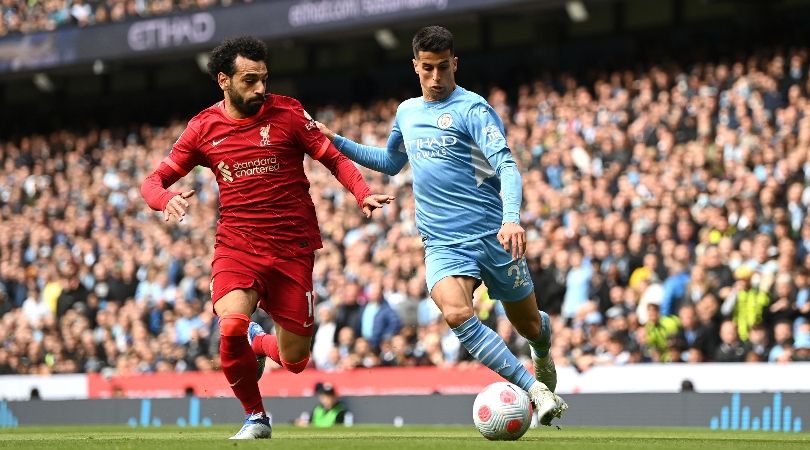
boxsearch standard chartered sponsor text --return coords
[288,0,447,27]
[233,157,280,178]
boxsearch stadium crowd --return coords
[2,48,810,378]
[0,0,244,35]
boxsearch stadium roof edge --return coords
[0,0,563,77]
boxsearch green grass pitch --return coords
[0,425,807,449]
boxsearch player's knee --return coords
[444,309,475,328]
[220,313,250,336]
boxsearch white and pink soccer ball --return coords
[472,382,533,440]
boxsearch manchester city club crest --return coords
[437,113,453,129]
[259,123,271,146]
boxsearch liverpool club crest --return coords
[259,123,271,146]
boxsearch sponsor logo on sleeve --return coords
[483,124,505,144]
[303,110,317,131]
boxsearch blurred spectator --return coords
[769,320,794,363]
[793,332,810,362]
[312,305,338,369]
[295,382,350,427]
[715,320,748,363]
[722,266,770,342]
[359,281,401,350]
[644,299,681,362]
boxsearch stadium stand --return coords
[0,0,239,35]
[2,44,810,378]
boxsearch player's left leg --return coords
[500,293,557,392]
[479,236,567,425]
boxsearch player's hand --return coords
[498,222,526,260]
[361,194,395,218]
[315,121,336,141]
[163,190,195,222]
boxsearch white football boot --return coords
[229,412,272,440]
[528,382,568,426]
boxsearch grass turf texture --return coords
[0,425,807,449]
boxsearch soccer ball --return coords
[472,382,533,440]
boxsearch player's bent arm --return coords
[332,134,408,176]
[140,161,184,211]
[315,142,373,208]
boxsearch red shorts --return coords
[211,245,316,337]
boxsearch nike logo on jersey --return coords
[303,321,313,328]
[229,377,243,387]
[212,137,227,146]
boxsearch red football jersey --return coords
[160,94,357,257]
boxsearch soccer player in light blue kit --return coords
[317,26,567,425]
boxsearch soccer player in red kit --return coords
[141,36,393,439]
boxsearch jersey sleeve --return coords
[466,102,510,160]
[140,121,204,212]
[165,121,206,176]
[288,99,373,208]
[288,100,332,159]
[466,102,522,224]
[332,114,408,176]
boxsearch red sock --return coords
[281,356,310,374]
[252,333,281,365]
[220,313,264,415]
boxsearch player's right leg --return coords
[211,248,272,439]
[254,252,316,375]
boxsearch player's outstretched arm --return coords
[317,121,408,176]
[315,140,395,218]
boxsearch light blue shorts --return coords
[424,234,534,301]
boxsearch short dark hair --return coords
[412,25,453,58]
[207,36,268,81]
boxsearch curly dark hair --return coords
[207,36,268,81]
[412,26,454,58]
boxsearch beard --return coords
[229,88,264,117]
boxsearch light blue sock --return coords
[452,315,535,392]
[527,310,551,358]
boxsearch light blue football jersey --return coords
[335,85,521,246]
